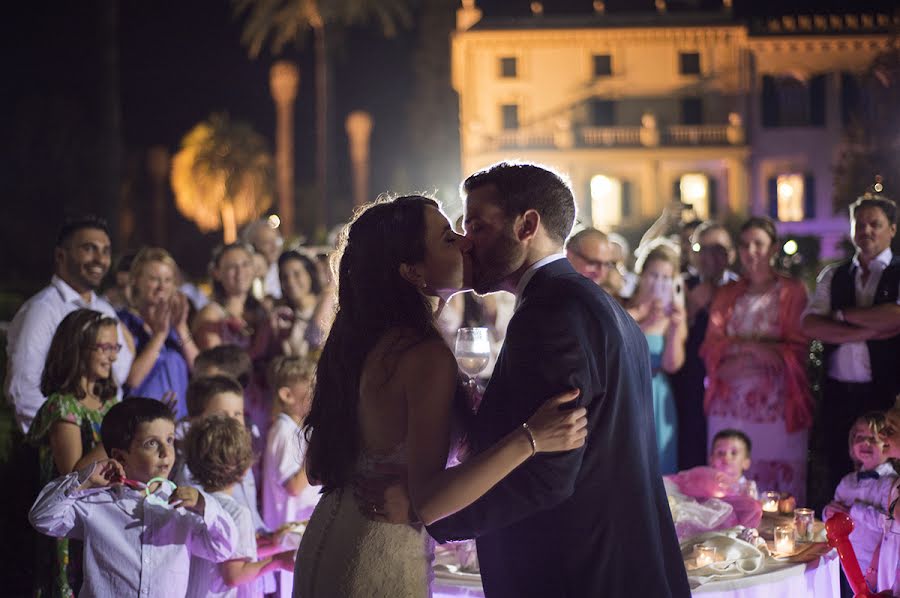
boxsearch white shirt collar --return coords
[51,274,98,306]
[851,247,893,272]
[875,462,896,477]
[514,253,567,302]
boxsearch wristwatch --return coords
[833,309,846,323]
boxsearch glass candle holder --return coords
[762,491,780,513]
[774,524,795,554]
[794,508,815,542]
[695,545,717,568]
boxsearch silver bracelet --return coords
[521,423,537,456]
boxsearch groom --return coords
[427,162,689,597]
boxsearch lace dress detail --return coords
[706,281,809,502]
[294,445,435,598]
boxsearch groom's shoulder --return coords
[532,270,617,310]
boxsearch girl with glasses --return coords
[27,308,121,597]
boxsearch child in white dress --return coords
[263,356,322,598]
[872,404,900,595]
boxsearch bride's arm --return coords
[403,339,583,526]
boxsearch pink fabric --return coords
[700,275,812,433]
[667,467,764,532]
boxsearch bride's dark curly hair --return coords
[304,195,443,491]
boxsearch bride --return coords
[294,196,587,597]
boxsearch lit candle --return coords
[762,490,780,513]
[774,524,795,554]
[696,545,717,568]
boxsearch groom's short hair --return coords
[462,162,576,244]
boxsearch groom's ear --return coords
[516,209,541,242]
[398,263,426,289]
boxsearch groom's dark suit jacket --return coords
[427,259,690,597]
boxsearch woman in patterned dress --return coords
[27,309,121,597]
[701,217,812,502]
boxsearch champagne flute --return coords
[454,327,491,393]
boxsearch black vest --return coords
[824,256,900,396]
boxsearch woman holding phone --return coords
[627,240,687,474]
[700,217,811,502]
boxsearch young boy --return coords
[263,356,321,598]
[185,415,295,598]
[29,398,236,598]
[824,412,897,589]
[193,345,253,388]
[709,429,758,499]
[175,375,266,533]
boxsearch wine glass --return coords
[454,327,491,393]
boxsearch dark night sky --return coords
[0,0,892,286]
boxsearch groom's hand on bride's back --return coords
[526,389,588,454]
[353,463,420,527]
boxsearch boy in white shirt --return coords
[824,412,897,586]
[870,404,900,595]
[185,415,295,598]
[263,356,322,598]
[29,398,236,598]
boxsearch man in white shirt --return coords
[242,218,283,299]
[801,195,900,496]
[5,216,134,432]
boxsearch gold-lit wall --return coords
[451,5,896,254]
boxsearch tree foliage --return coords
[833,45,900,214]
[171,113,274,242]
[232,0,413,58]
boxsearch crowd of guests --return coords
[5,215,332,597]
[5,189,900,595]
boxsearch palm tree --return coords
[171,113,274,243]
[232,0,412,235]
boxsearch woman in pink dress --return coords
[700,217,812,502]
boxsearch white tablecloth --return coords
[432,548,840,598]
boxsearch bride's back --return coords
[357,328,423,456]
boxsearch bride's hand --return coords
[525,390,587,453]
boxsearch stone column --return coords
[270,61,299,238]
[345,111,373,208]
[146,145,170,247]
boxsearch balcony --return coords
[478,116,745,152]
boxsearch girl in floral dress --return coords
[701,217,812,502]
[27,309,121,597]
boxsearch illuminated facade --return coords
[451,2,897,256]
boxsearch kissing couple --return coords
[293,162,690,598]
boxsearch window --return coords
[679,52,701,75]
[593,54,612,77]
[590,99,616,126]
[590,175,623,229]
[499,57,517,78]
[679,174,710,220]
[776,77,810,126]
[681,98,703,125]
[775,174,805,221]
[501,104,519,130]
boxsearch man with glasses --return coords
[5,216,134,433]
[565,228,618,293]
[670,221,738,470]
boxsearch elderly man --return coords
[802,195,900,496]
[565,228,617,292]
[242,218,284,299]
[6,216,134,432]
